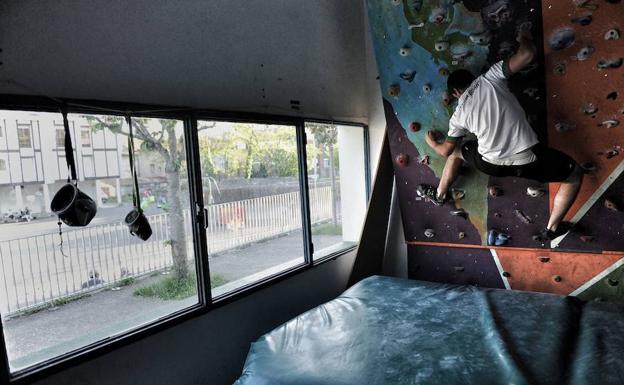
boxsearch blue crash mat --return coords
[234,276,624,385]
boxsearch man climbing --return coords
[416,29,583,242]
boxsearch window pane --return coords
[197,121,305,297]
[0,111,199,372]
[305,123,366,259]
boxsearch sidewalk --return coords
[2,232,341,371]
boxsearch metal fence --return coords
[0,186,335,316]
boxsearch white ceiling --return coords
[0,0,370,121]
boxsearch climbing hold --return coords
[423,84,432,93]
[488,186,503,197]
[605,28,620,41]
[450,44,472,61]
[606,147,620,159]
[538,256,551,263]
[518,63,539,76]
[442,91,451,106]
[388,84,401,97]
[581,103,598,115]
[469,30,492,45]
[399,46,411,56]
[408,21,425,29]
[438,68,449,77]
[514,209,533,224]
[552,275,562,283]
[598,119,620,129]
[604,198,621,212]
[434,41,450,52]
[454,266,465,272]
[605,0,622,3]
[450,188,465,201]
[527,186,545,198]
[574,0,598,9]
[553,62,567,76]
[580,162,597,172]
[580,235,595,243]
[458,232,466,240]
[607,278,619,286]
[400,70,416,82]
[555,121,575,133]
[429,7,447,24]
[392,0,401,5]
[523,88,539,98]
[420,155,430,165]
[424,229,436,238]
[575,46,595,61]
[494,212,502,218]
[409,121,421,132]
[597,57,623,69]
[549,28,575,51]
[607,91,618,100]
[395,153,409,168]
[502,271,511,278]
[450,208,468,219]
[487,229,510,246]
[571,15,593,26]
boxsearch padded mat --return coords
[234,276,624,385]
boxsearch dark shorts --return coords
[460,140,577,183]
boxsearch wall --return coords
[367,0,624,302]
[0,0,368,123]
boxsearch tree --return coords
[306,123,339,225]
[88,116,214,281]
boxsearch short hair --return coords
[447,69,476,94]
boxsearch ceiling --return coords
[0,0,370,121]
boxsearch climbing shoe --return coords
[534,222,573,242]
[416,184,444,206]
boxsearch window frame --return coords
[0,95,370,384]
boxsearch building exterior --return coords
[0,111,132,215]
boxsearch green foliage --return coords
[118,277,136,287]
[18,294,90,317]
[312,223,343,236]
[133,274,228,300]
[199,123,299,179]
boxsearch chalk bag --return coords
[50,108,97,227]
[123,116,152,241]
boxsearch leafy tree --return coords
[306,123,339,225]
[88,116,214,280]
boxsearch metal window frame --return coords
[0,94,371,385]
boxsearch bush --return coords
[134,273,228,300]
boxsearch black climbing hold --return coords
[607,278,619,286]
[400,71,417,82]
[450,209,468,219]
[395,153,410,168]
[538,256,550,263]
[454,266,465,272]
[597,57,623,69]
[571,15,592,26]
[549,28,575,51]
[607,91,618,100]
[552,275,562,283]
[502,271,511,278]
[488,186,503,197]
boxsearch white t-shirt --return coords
[447,61,539,165]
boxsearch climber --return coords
[416,28,583,242]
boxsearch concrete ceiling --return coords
[0,0,370,121]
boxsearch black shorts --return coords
[460,140,577,183]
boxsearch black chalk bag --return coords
[50,108,97,227]
[123,116,152,241]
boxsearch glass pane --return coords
[305,123,366,259]
[0,110,199,372]
[197,121,305,297]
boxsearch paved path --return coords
[2,232,342,371]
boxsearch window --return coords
[0,107,369,379]
[197,120,306,297]
[305,122,367,260]
[0,111,200,373]
[80,128,92,147]
[55,128,65,148]
[17,125,32,148]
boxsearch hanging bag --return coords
[123,116,152,241]
[50,108,97,226]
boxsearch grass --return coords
[19,294,91,317]
[134,273,228,300]
[312,222,342,236]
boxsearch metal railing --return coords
[0,186,335,315]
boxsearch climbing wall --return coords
[367,0,624,303]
